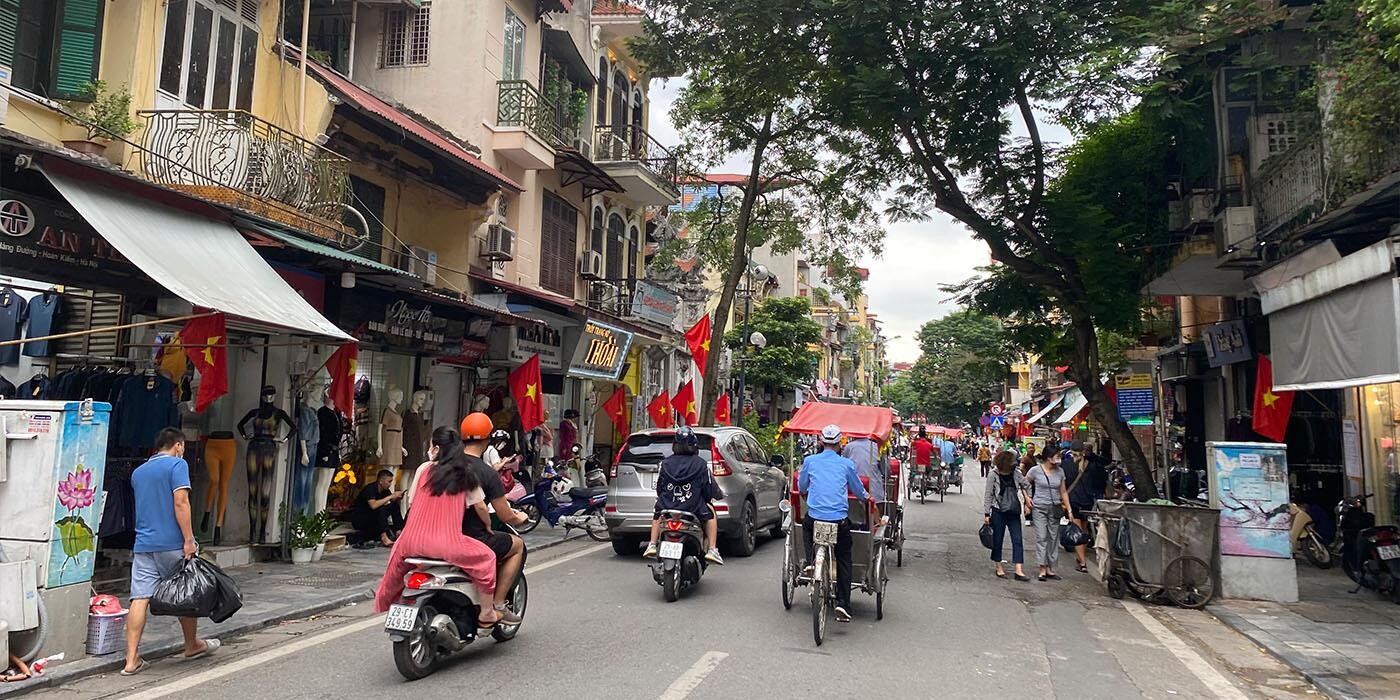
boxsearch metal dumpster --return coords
[1094,499,1221,607]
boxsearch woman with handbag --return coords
[1027,445,1074,581]
[983,451,1031,580]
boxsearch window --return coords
[347,175,386,260]
[540,192,579,297]
[606,213,625,281]
[627,225,640,284]
[501,8,524,80]
[595,57,608,125]
[610,70,628,132]
[157,0,258,110]
[0,0,104,99]
[380,5,430,68]
[590,207,605,253]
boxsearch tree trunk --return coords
[1069,317,1159,501]
[699,113,773,423]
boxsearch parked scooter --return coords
[514,461,610,541]
[650,509,709,602]
[1351,523,1400,604]
[382,526,528,680]
[1335,493,1377,582]
[1289,502,1331,568]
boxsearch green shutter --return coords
[52,0,103,99]
[0,0,18,73]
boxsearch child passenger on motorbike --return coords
[643,426,726,565]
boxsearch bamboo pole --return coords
[0,313,216,348]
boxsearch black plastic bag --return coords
[1112,520,1133,558]
[1060,521,1089,550]
[978,523,994,550]
[150,556,242,622]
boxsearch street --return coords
[37,472,1316,700]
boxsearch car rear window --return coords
[621,433,715,464]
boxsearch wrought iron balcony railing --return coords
[139,109,353,242]
[1254,138,1325,238]
[496,80,578,149]
[595,124,679,186]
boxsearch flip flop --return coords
[119,660,148,676]
[995,571,1007,579]
[179,638,221,661]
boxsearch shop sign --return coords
[508,324,564,370]
[1207,442,1291,558]
[1202,320,1252,367]
[438,339,489,366]
[367,300,445,345]
[1114,373,1154,420]
[568,319,634,379]
[0,188,134,272]
[629,281,680,327]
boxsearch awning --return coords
[1053,389,1089,425]
[241,222,414,278]
[1026,395,1066,425]
[1269,275,1400,391]
[782,403,894,443]
[557,147,624,197]
[44,170,352,340]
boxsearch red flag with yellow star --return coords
[602,387,629,435]
[671,380,698,426]
[180,313,228,412]
[684,315,712,370]
[325,342,359,421]
[1252,354,1294,442]
[715,392,732,426]
[647,391,673,428]
[509,353,545,432]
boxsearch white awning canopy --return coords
[1025,394,1066,425]
[1053,389,1089,425]
[43,170,351,340]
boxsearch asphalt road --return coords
[44,471,1318,700]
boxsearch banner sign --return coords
[509,324,565,371]
[568,319,634,380]
[0,188,135,274]
[629,281,680,327]
[1202,320,1252,367]
[1115,373,1155,420]
[1207,442,1291,558]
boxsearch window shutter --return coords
[0,0,18,72]
[52,0,104,99]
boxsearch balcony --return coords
[139,110,354,243]
[1254,138,1325,238]
[594,124,680,207]
[492,80,580,170]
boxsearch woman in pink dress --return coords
[374,427,514,627]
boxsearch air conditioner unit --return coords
[397,245,438,285]
[573,135,592,160]
[484,223,515,261]
[1216,206,1257,251]
[579,249,604,279]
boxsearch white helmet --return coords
[820,424,843,444]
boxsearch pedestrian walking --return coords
[977,442,992,478]
[983,451,1030,581]
[1027,445,1073,582]
[122,428,219,676]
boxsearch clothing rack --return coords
[54,353,148,365]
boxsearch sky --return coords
[646,79,1073,364]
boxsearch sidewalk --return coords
[0,527,585,697]
[1210,563,1400,699]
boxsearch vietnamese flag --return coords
[647,391,673,428]
[1252,354,1295,442]
[602,386,629,435]
[508,353,546,432]
[715,392,732,426]
[684,315,712,370]
[325,342,359,421]
[181,313,228,412]
[672,380,698,426]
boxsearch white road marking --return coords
[1120,600,1248,700]
[120,542,608,699]
[658,651,729,700]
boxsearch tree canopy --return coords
[723,296,823,391]
[886,311,1010,425]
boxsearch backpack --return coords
[995,476,1020,513]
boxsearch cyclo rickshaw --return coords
[777,403,901,645]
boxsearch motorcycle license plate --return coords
[658,541,684,560]
[1379,544,1400,560]
[384,604,418,632]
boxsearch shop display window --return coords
[1359,383,1400,526]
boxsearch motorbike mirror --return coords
[778,499,792,514]
[769,454,785,468]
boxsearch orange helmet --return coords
[459,412,493,441]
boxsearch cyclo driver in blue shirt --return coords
[799,424,874,623]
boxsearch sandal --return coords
[119,659,148,676]
[995,570,1006,579]
[1037,574,1047,582]
[1014,574,1030,581]
[1046,573,1062,581]
[1076,564,1089,573]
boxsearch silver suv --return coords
[605,427,787,557]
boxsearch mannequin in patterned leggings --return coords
[237,385,296,543]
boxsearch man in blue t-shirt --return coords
[122,428,219,676]
[798,424,872,623]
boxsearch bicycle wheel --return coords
[1164,555,1214,608]
[812,550,828,645]
[780,532,795,610]
[938,475,945,503]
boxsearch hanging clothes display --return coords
[0,287,26,365]
[21,290,62,357]
[113,373,181,449]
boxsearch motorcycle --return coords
[650,509,709,602]
[513,461,610,541]
[383,526,528,680]
[1289,502,1331,568]
[1335,493,1377,582]
[1351,524,1400,604]
[946,456,964,494]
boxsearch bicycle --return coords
[810,520,840,646]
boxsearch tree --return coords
[808,0,1166,498]
[724,296,823,413]
[634,0,881,423]
[897,311,1011,425]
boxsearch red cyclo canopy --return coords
[783,403,895,443]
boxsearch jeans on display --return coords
[990,509,1024,565]
[1032,505,1062,568]
[292,445,316,515]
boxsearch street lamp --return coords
[734,262,769,416]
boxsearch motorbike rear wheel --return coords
[491,574,528,642]
[663,566,680,602]
[1300,529,1332,569]
[584,512,611,542]
[392,604,440,681]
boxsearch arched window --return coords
[627,225,641,284]
[611,71,629,134]
[590,207,605,253]
[595,58,608,128]
[606,213,625,280]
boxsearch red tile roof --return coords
[593,0,644,16]
[292,50,523,193]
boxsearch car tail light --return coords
[713,503,729,514]
[605,505,617,513]
[710,457,733,477]
[666,519,684,531]
[404,572,436,590]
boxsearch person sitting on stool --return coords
[352,469,404,546]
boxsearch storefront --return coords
[569,318,634,460]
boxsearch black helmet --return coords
[489,429,512,447]
[674,426,699,455]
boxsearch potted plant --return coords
[310,510,336,562]
[288,511,321,564]
[62,80,137,156]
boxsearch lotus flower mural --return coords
[54,461,98,578]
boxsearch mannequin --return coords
[237,385,296,543]
[293,392,320,515]
[402,389,430,478]
[313,394,343,514]
[378,387,408,487]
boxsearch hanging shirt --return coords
[0,288,26,365]
[115,374,181,449]
[17,375,50,400]
[0,376,14,399]
[21,292,61,358]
